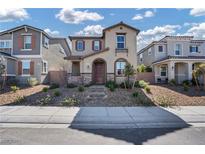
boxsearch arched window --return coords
[115,59,127,76]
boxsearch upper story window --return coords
[0,40,11,49]
[158,45,163,52]
[116,34,125,49]
[44,36,49,48]
[76,40,84,51]
[190,45,198,53]
[24,35,32,50]
[115,59,126,76]
[175,44,182,55]
[93,40,101,51]
[148,48,151,55]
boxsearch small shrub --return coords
[137,64,146,73]
[145,66,152,72]
[27,77,38,87]
[109,84,115,92]
[61,97,79,106]
[15,96,26,104]
[49,83,59,89]
[37,94,52,106]
[138,80,149,88]
[10,86,20,93]
[182,80,191,86]
[119,81,132,89]
[169,79,177,86]
[105,80,117,89]
[7,78,19,86]
[155,96,174,107]
[67,83,77,88]
[42,87,49,92]
[183,84,189,92]
[53,90,61,97]
[132,91,139,97]
[144,86,151,93]
[78,85,85,92]
[84,83,92,87]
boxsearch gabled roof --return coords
[0,52,17,60]
[103,21,140,33]
[0,24,50,38]
[69,35,103,41]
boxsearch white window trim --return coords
[21,33,32,36]
[42,60,48,74]
[23,35,32,50]
[116,34,126,49]
[93,40,100,51]
[0,40,12,49]
[190,45,198,53]
[44,36,49,49]
[174,43,183,56]
[160,66,167,77]
[115,60,126,76]
[76,40,84,51]
[21,60,31,76]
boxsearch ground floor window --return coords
[22,60,30,75]
[116,59,126,76]
[42,61,48,74]
[72,61,80,76]
[160,66,167,77]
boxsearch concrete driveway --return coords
[1,106,205,128]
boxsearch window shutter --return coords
[83,41,85,50]
[196,46,198,52]
[32,35,36,49]
[18,61,22,75]
[30,61,34,75]
[75,41,78,50]
[18,35,23,49]
[92,41,94,50]
[190,46,192,53]
[99,41,102,50]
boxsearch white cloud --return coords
[132,10,155,21]
[190,8,205,17]
[44,28,60,37]
[56,8,104,24]
[76,25,104,36]
[0,8,29,22]
[109,13,115,16]
[132,14,143,20]
[138,25,181,50]
[185,22,205,39]
[144,11,154,17]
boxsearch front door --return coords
[93,60,106,84]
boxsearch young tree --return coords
[124,63,135,89]
[192,63,205,91]
[0,60,6,90]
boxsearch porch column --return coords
[168,61,175,81]
[188,62,193,80]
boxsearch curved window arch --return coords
[115,59,127,76]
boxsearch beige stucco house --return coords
[66,22,140,84]
[138,36,205,84]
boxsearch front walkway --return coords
[1,106,205,129]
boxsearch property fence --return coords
[48,71,67,86]
[134,72,155,84]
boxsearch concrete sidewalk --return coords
[0,106,205,128]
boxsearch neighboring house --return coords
[65,22,140,84]
[0,25,70,84]
[138,36,205,84]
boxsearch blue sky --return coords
[0,8,205,49]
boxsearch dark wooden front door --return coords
[93,60,106,84]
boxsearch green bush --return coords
[119,81,132,89]
[10,86,20,93]
[15,96,26,104]
[144,86,151,93]
[169,79,177,86]
[183,84,189,91]
[105,80,117,89]
[37,94,52,106]
[145,66,152,72]
[67,83,77,88]
[132,91,139,97]
[138,80,149,88]
[137,64,146,73]
[109,84,115,92]
[78,85,85,92]
[42,87,49,92]
[182,80,191,86]
[49,83,59,89]
[61,97,79,106]
[27,77,38,87]
[53,90,61,97]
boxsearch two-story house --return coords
[0,25,70,84]
[65,22,140,84]
[138,36,205,84]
